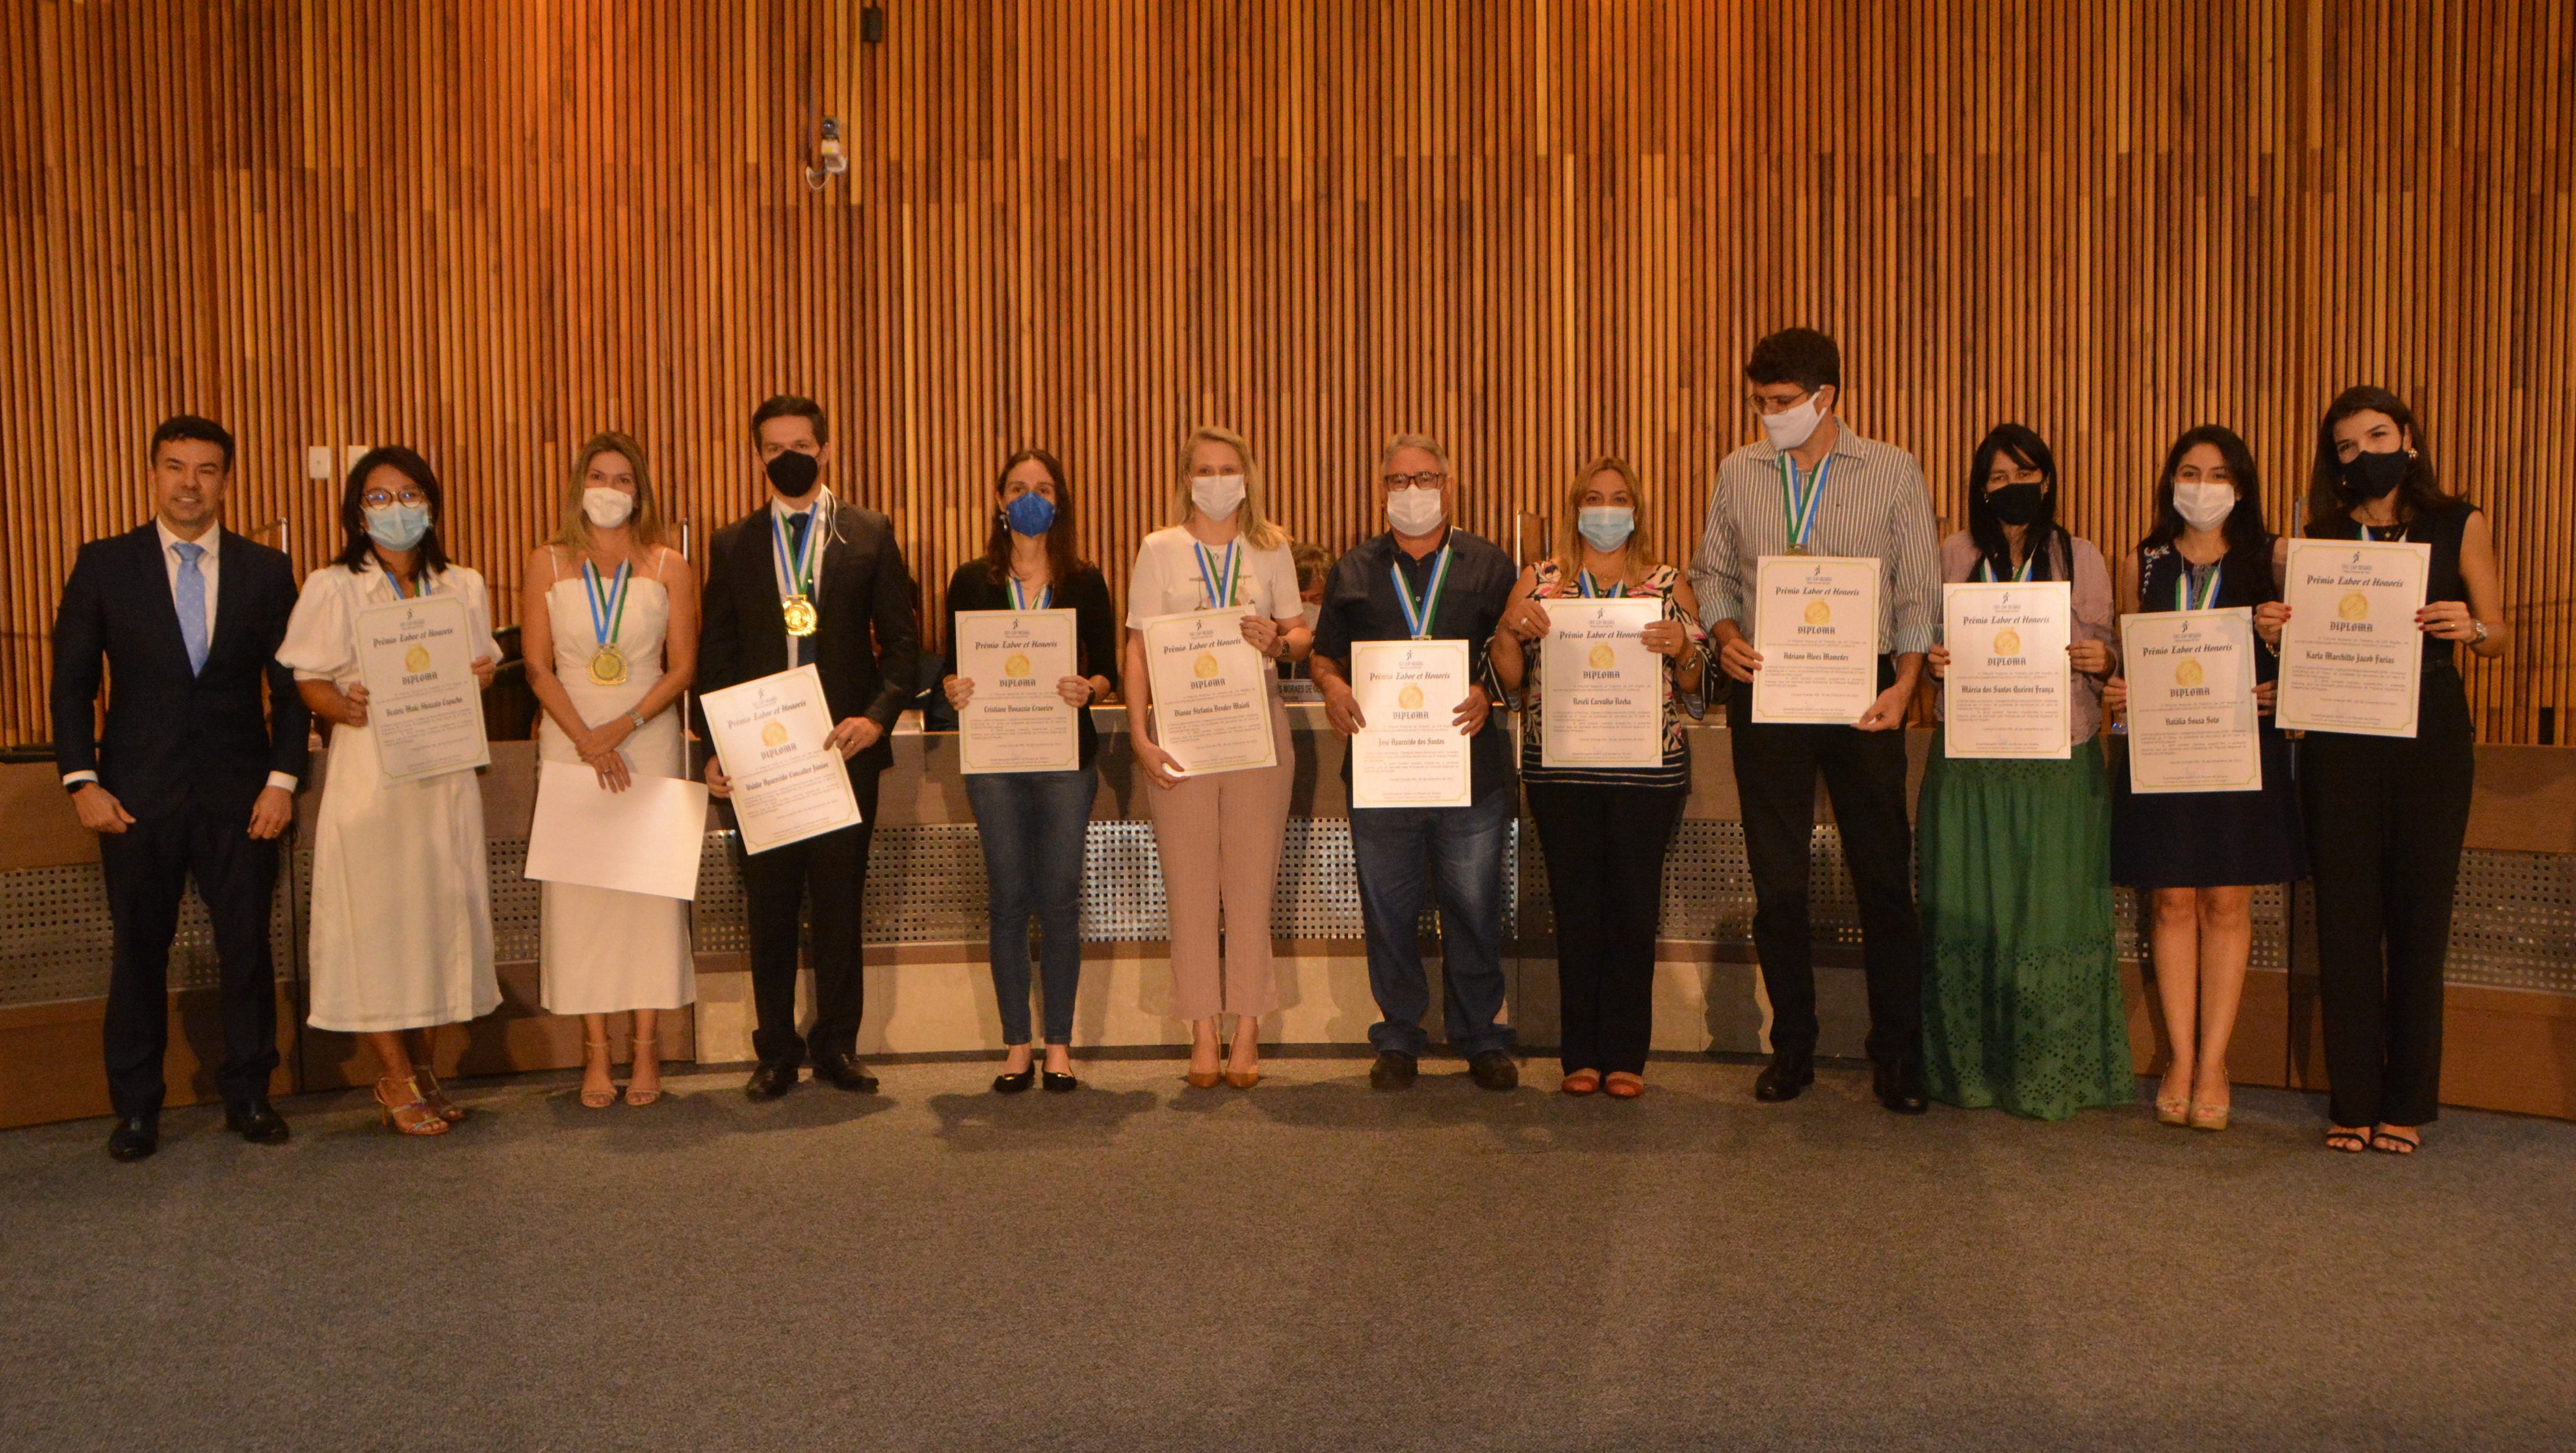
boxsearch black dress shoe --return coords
[107,1115,158,1162]
[743,1062,801,1101]
[992,1067,1036,1094]
[812,1052,881,1094]
[1754,1047,1815,1102]
[1874,1055,1930,1115]
[1467,1050,1520,1091]
[224,1100,291,1145]
[1041,1071,1078,1094]
[1368,1050,1419,1091]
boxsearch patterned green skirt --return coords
[1917,734,2133,1121]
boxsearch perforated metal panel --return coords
[0,859,295,1007]
[2444,849,2576,995]
[1521,821,1864,946]
[2110,884,2289,972]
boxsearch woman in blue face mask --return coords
[1489,458,1707,1097]
[275,448,501,1136]
[940,450,1120,1092]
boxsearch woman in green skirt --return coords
[1918,424,2131,1120]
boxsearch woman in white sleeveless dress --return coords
[520,432,701,1109]
[281,447,500,1137]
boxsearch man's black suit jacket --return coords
[50,523,311,821]
[695,497,920,774]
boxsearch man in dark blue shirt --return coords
[1309,434,1522,1092]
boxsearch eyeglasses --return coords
[1743,390,1816,416]
[362,489,430,509]
[1382,472,1445,490]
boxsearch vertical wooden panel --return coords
[1,0,2570,745]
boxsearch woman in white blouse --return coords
[1121,426,1310,1088]
[278,447,498,1137]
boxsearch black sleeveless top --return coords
[2309,499,2475,676]
[2138,536,2279,683]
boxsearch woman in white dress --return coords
[519,432,700,1109]
[279,447,499,1137]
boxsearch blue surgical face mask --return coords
[365,502,431,551]
[1004,491,1056,536]
[1577,505,1635,551]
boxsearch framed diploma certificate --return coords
[954,608,1080,774]
[1142,609,1277,775]
[1941,582,2071,759]
[2275,538,2431,737]
[700,664,863,854]
[1750,554,1881,725]
[2121,608,2261,793]
[1539,597,1665,769]
[356,595,491,782]
[1348,639,1473,809]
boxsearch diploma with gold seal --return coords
[1749,554,1882,724]
[954,608,1081,774]
[700,664,862,853]
[355,594,491,783]
[1348,639,1473,808]
[1940,581,2072,759]
[2275,538,2430,738]
[1142,609,1277,775]
[1539,597,1665,769]
[2120,607,2261,793]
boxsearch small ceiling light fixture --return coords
[803,117,848,191]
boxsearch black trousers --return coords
[1528,781,1685,1076]
[736,766,882,1067]
[2300,678,2474,1127]
[97,803,281,1119]
[1728,681,1922,1063]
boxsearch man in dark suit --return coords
[51,414,311,1161]
[697,395,920,1100]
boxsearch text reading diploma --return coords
[357,595,492,782]
[1749,554,1881,725]
[700,664,862,854]
[1348,639,1473,808]
[2120,607,2261,793]
[1142,609,1278,775]
[1539,597,1665,769]
[1941,581,2072,759]
[954,608,1081,774]
[2275,538,2430,738]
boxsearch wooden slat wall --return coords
[2,0,2570,744]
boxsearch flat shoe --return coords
[1559,1070,1601,1096]
[1603,1072,1644,1099]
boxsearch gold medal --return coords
[782,593,819,637]
[1784,543,1811,556]
[588,645,629,686]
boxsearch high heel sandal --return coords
[2155,1095,2190,1127]
[2369,1124,2421,1155]
[579,1035,619,1110]
[2325,1124,2371,1154]
[2187,1100,2230,1132]
[624,1033,663,1107]
[411,1065,468,1124]
[375,1074,451,1137]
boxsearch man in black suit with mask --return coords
[51,414,310,1161]
[697,395,920,1100]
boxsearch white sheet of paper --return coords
[1941,581,2072,759]
[699,664,863,853]
[356,594,492,782]
[2120,608,2262,794]
[2275,539,2430,738]
[1349,638,1473,808]
[1539,597,1666,769]
[954,608,1081,774]
[524,764,711,900]
[1750,554,1882,725]
[1143,608,1278,775]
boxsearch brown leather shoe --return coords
[1560,1070,1601,1095]
[1603,1071,1644,1099]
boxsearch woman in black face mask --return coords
[2280,388,2507,1156]
[2102,425,2307,1133]
[1915,425,2128,1120]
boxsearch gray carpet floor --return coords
[3,1054,2572,1452]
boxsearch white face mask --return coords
[1191,473,1247,521]
[1386,486,1447,536]
[1760,388,1830,452]
[582,486,636,529]
[2172,481,2236,532]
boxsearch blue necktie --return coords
[173,541,209,676]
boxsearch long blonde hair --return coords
[1174,424,1286,551]
[1554,456,1661,580]
[550,431,668,554]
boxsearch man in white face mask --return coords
[1686,328,1942,1115]
[1308,434,1526,1093]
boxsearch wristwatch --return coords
[2470,620,2490,647]
[627,709,650,731]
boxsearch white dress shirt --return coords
[63,518,299,795]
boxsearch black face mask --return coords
[766,450,822,499]
[2340,447,2409,501]
[1985,482,2047,526]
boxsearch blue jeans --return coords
[1347,783,1518,1058]
[965,766,1097,1045]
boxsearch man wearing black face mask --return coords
[695,395,920,1099]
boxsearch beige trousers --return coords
[1147,693,1295,1020]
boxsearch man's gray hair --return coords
[1379,432,1450,474]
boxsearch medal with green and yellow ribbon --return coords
[583,559,633,686]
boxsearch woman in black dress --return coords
[2281,388,2507,1155]
[2104,425,2307,1132]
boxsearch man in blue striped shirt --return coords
[1688,328,1940,1115]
